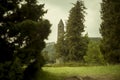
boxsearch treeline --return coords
[42,37,105,65]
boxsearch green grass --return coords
[38,65,120,80]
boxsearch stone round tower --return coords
[57,19,64,41]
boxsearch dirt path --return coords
[64,75,119,80]
[64,76,96,80]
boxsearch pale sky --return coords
[39,0,102,42]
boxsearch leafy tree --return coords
[100,0,120,64]
[84,41,105,65]
[0,0,51,80]
[65,0,88,62]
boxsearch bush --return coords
[84,41,105,65]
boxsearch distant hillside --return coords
[43,42,55,53]
[42,42,56,62]
[90,37,101,42]
[43,37,101,53]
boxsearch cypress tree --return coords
[100,0,120,64]
[65,0,88,62]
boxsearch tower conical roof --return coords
[58,19,64,26]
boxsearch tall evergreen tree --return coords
[0,0,51,80]
[100,0,120,64]
[65,0,88,62]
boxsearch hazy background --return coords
[39,0,102,42]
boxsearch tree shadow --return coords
[38,70,63,80]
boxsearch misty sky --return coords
[39,0,102,42]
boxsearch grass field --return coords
[39,65,120,80]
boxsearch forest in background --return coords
[42,37,104,66]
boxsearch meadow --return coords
[38,65,120,80]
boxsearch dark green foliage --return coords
[23,58,45,80]
[100,0,120,64]
[0,0,51,80]
[65,1,88,62]
[0,58,23,80]
[16,19,51,65]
